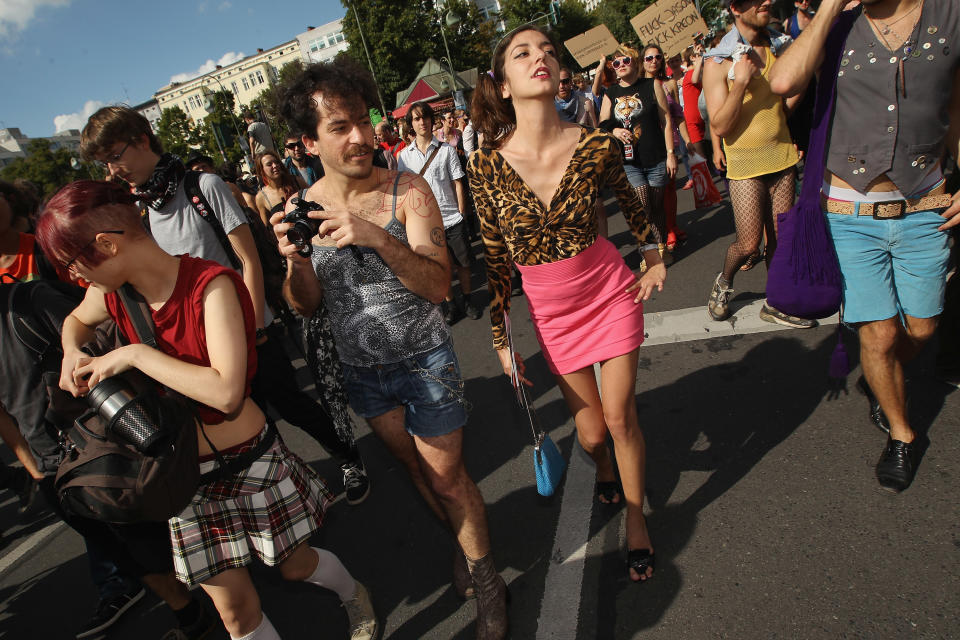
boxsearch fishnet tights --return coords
[721,168,796,284]
[635,185,665,244]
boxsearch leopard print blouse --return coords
[467,127,656,350]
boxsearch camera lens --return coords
[88,376,168,454]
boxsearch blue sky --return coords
[0,0,346,138]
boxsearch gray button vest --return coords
[827,1,959,195]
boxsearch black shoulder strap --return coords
[116,284,158,349]
[182,171,242,271]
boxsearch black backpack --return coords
[142,171,287,313]
[52,286,202,524]
[0,278,86,473]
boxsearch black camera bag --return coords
[54,285,200,524]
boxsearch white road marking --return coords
[0,521,65,578]
[643,299,838,346]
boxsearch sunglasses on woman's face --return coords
[644,54,663,62]
[611,57,632,69]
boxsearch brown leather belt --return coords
[821,188,952,219]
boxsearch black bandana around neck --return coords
[135,153,185,210]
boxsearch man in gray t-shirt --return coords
[80,105,371,505]
[243,111,276,156]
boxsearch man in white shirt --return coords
[398,102,481,323]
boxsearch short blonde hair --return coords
[616,44,640,60]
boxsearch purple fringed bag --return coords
[766,9,860,319]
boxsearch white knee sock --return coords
[231,613,281,640]
[303,547,357,602]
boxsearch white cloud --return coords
[218,1,232,10]
[169,51,245,84]
[197,1,209,13]
[53,99,108,133]
[0,0,70,38]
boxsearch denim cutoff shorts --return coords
[624,160,668,188]
[825,208,951,323]
[340,339,468,438]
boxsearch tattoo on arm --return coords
[430,227,445,247]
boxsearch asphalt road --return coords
[0,175,957,640]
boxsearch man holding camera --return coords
[273,60,508,639]
[80,107,371,505]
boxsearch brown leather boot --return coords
[466,553,508,640]
[453,548,476,600]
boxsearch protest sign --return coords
[630,0,708,59]
[564,24,620,68]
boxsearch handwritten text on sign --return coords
[630,0,708,59]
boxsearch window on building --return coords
[327,36,337,46]
[242,77,250,91]
[334,32,345,43]
[255,70,264,84]
[309,38,325,52]
[231,82,239,94]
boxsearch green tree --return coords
[591,0,650,47]
[196,89,245,165]
[552,0,598,69]
[340,0,496,111]
[0,138,97,198]
[155,106,199,159]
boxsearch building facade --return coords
[153,40,301,123]
[133,99,162,133]
[0,127,82,169]
[296,19,349,65]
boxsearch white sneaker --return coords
[343,582,378,640]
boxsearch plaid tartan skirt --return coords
[169,426,333,586]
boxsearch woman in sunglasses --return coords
[469,26,666,584]
[645,45,692,254]
[253,150,305,228]
[598,44,677,260]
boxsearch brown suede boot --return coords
[453,548,476,600]
[466,553,508,640]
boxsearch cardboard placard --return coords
[630,0,709,59]
[564,24,620,68]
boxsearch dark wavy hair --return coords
[470,25,559,149]
[279,58,379,142]
[642,44,669,81]
[35,180,141,269]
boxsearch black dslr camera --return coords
[284,197,323,257]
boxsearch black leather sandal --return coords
[595,481,621,505]
[627,549,655,583]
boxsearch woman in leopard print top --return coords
[468,24,666,584]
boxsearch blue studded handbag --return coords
[506,314,567,497]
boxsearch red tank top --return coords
[104,256,257,424]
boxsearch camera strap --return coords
[117,285,158,349]
[418,145,440,176]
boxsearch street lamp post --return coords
[438,8,465,110]
[345,0,390,119]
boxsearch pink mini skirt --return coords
[516,236,645,375]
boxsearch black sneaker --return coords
[876,436,916,493]
[464,300,483,320]
[759,303,818,329]
[856,376,890,434]
[441,301,456,325]
[161,604,220,640]
[76,587,146,639]
[342,462,371,505]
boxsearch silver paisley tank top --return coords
[309,174,449,366]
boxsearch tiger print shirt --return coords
[467,127,656,350]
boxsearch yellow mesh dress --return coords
[722,47,799,180]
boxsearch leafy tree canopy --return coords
[0,138,98,198]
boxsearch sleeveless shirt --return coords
[310,174,449,367]
[723,47,799,180]
[104,256,258,425]
[604,78,668,167]
[826,1,959,195]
